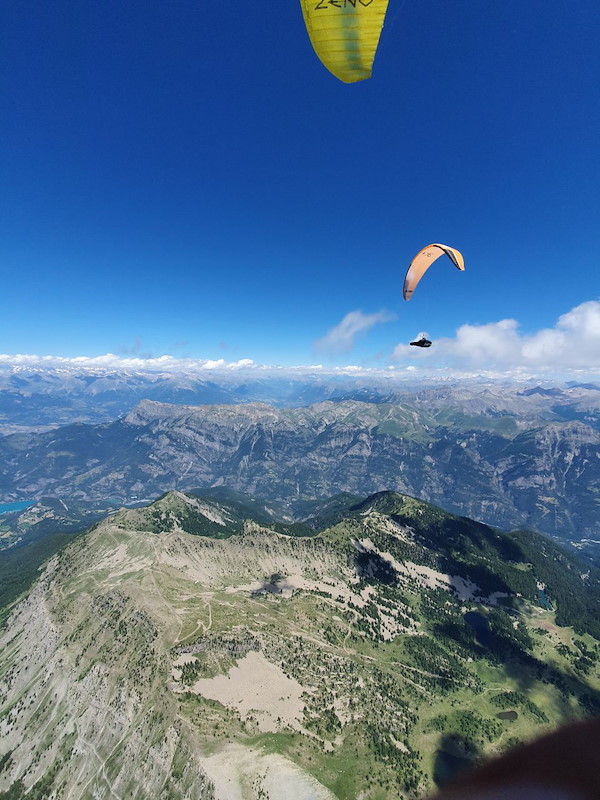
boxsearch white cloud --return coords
[314,309,396,355]
[392,300,600,375]
[226,359,256,370]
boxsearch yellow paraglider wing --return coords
[403,244,465,301]
[299,0,390,84]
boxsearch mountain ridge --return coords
[1,490,599,799]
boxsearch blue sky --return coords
[1,0,599,374]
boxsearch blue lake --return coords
[538,588,552,610]
[0,501,35,514]
[496,710,518,721]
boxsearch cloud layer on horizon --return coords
[0,353,259,373]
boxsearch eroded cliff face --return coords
[2,399,599,539]
[0,546,215,800]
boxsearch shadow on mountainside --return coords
[355,550,398,586]
[500,652,600,719]
[436,604,600,721]
[433,734,481,788]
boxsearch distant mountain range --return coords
[1,366,599,431]
[0,366,422,430]
[1,489,599,799]
[1,396,599,549]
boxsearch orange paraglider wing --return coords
[403,244,465,301]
